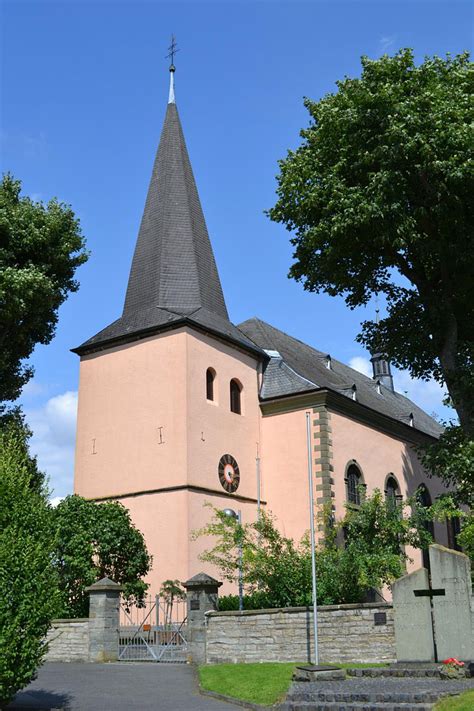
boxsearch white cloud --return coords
[21,379,47,399]
[379,35,396,54]
[394,370,448,420]
[25,391,78,499]
[50,496,65,508]
[349,356,372,378]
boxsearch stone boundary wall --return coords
[205,603,395,665]
[45,619,90,663]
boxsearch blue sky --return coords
[1,0,471,499]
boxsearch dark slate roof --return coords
[74,99,262,358]
[238,318,443,439]
[259,353,318,399]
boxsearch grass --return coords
[199,662,296,706]
[434,690,474,711]
[198,661,388,706]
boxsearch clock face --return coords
[218,454,240,493]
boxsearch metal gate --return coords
[119,595,187,662]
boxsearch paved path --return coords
[8,663,242,711]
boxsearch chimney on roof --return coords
[370,353,394,392]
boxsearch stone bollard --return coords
[183,572,222,664]
[85,577,123,663]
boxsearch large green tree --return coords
[268,51,473,440]
[0,424,60,707]
[0,174,88,403]
[53,495,152,618]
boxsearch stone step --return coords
[346,668,442,679]
[282,704,434,709]
[286,690,442,704]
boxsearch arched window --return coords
[206,368,216,401]
[346,463,364,505]
[230,379,242,415]
[385,475,401,511]
[416,485,434,569]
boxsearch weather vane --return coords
[375,293,380,325]
[166,34,179,71]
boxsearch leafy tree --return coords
[340,489,432,598]
[194,507,312,608]
[430,495,474,573]
[268,50,473,443]
[53,495,152,618]
[422,427,474,506]
[0,425,60,707]
[0,406,45,492]
[194,495,432,608]
[0,174,88,403]
[457,517,474,567]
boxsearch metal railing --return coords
[119,595,187,662]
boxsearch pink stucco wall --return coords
[74,328,188,499]
[260,408,313,543]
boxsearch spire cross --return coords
[166,34,179,70]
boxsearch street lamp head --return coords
[222,508,238,519]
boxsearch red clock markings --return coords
[218,454,240,493]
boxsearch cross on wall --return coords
[413,582,446,663]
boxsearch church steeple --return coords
[122,63,229,321]
[74,55,261,358]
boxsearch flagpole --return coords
[306,411,319,665]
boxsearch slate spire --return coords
[122,65,229,320]
[73,62,262,358]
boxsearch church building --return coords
[73,66,450,595]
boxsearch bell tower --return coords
[73,55,263,592]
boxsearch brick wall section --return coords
[205,603,395,665]
[45,619,90,662]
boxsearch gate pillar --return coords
[183,572,222,664]
[86,577,122,662]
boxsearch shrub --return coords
[218,592,274,611]
[0,425,59,707]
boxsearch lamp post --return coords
[223,508,243,611]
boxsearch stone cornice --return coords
[86,483,266,506]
